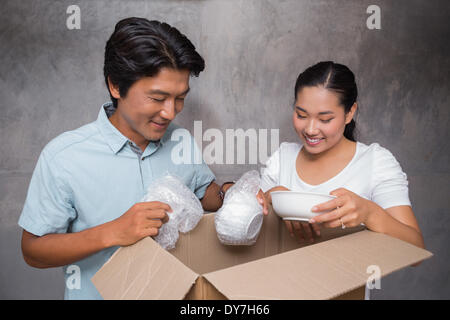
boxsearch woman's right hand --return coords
[266,186,321,243]
[263,185,290,206]
[256,186,290,215]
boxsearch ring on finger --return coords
[337,206,346,229]
[339,217,346,229]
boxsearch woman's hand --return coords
[256,185,290,215]
[284,219,321,243]
[258,186,321,243]
[256,189,270,215]
[309,188,371,229]
[309,188,426,250]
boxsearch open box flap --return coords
[203,230,433,300]
[91,236,198,300]
[169,212,280,275]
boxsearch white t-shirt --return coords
[260,142,411,209]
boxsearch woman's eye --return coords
[320,118,333,123]
[296,113,306,119]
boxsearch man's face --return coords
[109,67,190,148]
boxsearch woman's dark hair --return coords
[294,61,358,142]
[104,17,205,108]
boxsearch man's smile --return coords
[150,120,169,129]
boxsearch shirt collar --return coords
[96,102,171,155]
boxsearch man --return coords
[18,17,234,299]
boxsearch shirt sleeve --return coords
[18,150,76,236]
[260,146,281,193]
[194,164,216,199]
[191,138,216,199]
[371,144,411,209]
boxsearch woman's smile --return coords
[304,134,324,146]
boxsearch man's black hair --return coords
[104,17,205,108]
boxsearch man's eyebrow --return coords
[147,89,170,96]
[180,87,190,96]
[295,106,334,115]
[147,87,190,96]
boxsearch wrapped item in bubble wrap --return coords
[141,174,203,250]
[215,170,263,245]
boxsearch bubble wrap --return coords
[215,170,263,245]
[141,174,203,250]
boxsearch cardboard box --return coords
[92,211,432,300]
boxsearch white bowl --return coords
[270,191,336,221]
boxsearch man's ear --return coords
[107,77,121,99]
[345,102,358,124]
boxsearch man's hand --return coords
[20,201,172,269]
[107,201,171,247]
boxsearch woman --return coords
[257,61,424,248]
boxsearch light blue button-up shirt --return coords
[18,103,215,299]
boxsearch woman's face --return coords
[292,86,356,155]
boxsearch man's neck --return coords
[108,109,149,152]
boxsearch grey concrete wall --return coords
[1,0,449,299]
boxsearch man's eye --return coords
[150,97,165,102]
